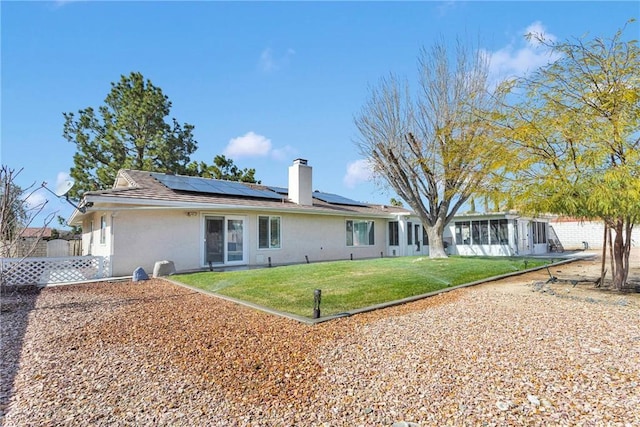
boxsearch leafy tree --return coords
[63,72,198,199]
[502,22,639,290]
[186,155,259,183]
[57,215,82,235]
[354,39,506,258]
[389,198,403,207]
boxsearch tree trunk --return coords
[610,218,631,291]
[426,219,448,258]
[609,226,616,286]
[599,223,608,287]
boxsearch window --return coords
[490,219,509,244]
[347,220,375,246]
[533,221,547,244]
[407,222,413,245]
[258,216,281,249]
[455,221,471,244]
[471,221,489,244]
[458,219,507,245]
[388,221,399,246]
[481,222,489,244]
[99,215,106,244]
[422,226,429,246]
[539,222,547,244]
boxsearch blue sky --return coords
[1,1,637,227]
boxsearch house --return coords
[68,159,550,277]
[68,160,424,276]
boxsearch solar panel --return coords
[267,186,289,195]
[312,191,367,207]
[150,173,283,200]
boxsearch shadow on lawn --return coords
[0,285,41,423]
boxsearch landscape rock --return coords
[153,260,176,278]
[132,267,149,282]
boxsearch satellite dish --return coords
[54,179,75,197]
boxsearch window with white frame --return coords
[99,215,106,244]
[456,219,508,245]
[455,221,471,244]
[532,221,547,244]
[471,220,489,245]
[490,219,509,244]
[346,219,375,246]
[258,215,281,249]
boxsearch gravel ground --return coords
[1,253,639,426]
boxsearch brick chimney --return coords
[288,159,312,206]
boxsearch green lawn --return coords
[173,256,549,318]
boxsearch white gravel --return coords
[1,258,639,426]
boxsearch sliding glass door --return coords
[205,216,245,265]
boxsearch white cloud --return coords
[23,190,48,210]
[259,47,296,72]
[484,21,561,85]
[259,48,276,72]
[524,21,557,46]
[343,159,374,189]
[271,145,297,162]
[224,132,272,158]
[223,132,297,162]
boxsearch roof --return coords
[69,169,411,223]
[19,227,53,239]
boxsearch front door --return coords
[517,220,532,255]
[205,216,246,266]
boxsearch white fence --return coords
[0,256,111,286]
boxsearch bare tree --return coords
[1,166,54,291]
[355,39,505,257]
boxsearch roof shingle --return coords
[80,169,411,218]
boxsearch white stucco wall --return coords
[83,207,392,276]
[251,212,388,266]
[550,220,640,250]
[82,212,113,258]
[108,209,202,276]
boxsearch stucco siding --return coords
[102,209,389,276]
[110,210,201,276]
[82,212,112,258]
[252,213,387,266]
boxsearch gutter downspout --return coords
[109,212,117,278]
